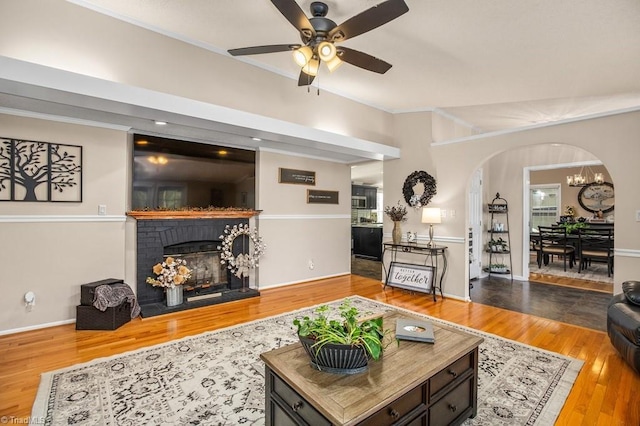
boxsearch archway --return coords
[466,143,614,302]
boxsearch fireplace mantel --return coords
[127,209,260,220]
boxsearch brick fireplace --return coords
[128,210,260,317]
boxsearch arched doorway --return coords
[468,144,614,295]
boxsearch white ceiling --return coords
[71,0,640,132]
[3,1,639,185]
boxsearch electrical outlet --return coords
[636,210,640,222]
[308,259,315,270]
[450,209,456,218]
[98,205,107,215]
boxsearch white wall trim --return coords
[526,160,603,171]
[616,248,640,258]
[382,234,465,244]
[0,106,132,131]
[442,292,469,302]
[431,105,640,146]
[0,318,75,336]
[0,215,127,223]
[260,272,352,289]
[428,235,465,244]
[432,107,485,133]
[259,214,351,220]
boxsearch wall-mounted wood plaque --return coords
[307,190,339,204]
[279,168,316,185]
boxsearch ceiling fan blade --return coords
[297,69,316,86]
[228,44,301,56]
[337,47,392,74]
[271,0,315,39]
[329,0,409,42]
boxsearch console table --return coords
[382,242,448,301]
[261,310,483,426]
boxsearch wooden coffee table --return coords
[261,310,484,426]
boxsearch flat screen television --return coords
[132,134,255,210]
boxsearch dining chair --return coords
[530,232,542,266]
[577,228,614,276]
[537,226,575,271]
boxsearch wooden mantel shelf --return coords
[126,209,261,220]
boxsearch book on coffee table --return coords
[395,318,435,343]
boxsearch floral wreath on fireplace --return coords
[218,224,266,278]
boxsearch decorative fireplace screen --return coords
[179,250,227,287]
[163,241,228,289]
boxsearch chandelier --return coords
[566,166,604,187]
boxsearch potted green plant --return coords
[487,237,508,252]
[558,221,588,234]
[292,299,390,374]
[489,263,508,273]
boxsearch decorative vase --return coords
[166,286,183,307]
[298,335,370,375]
[392,221,402,244]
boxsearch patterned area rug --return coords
[529,260,613,284]
[32,297,583,425]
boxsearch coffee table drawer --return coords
[430,352,472,397]
[269,400,299,426]
[429,377,473,426]
[271,372,330,426]
[360,384,425,426]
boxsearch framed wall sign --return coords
[279,168,316,185]
[307,189,339,204]
[385,262,434,293]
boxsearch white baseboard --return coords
[259,272,351,289]
[0,318,75,336]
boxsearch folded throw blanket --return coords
[93,283,141,319]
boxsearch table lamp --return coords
[422,207,442,247]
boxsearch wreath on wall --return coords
[218,224,266,278]
[402,170,437,209]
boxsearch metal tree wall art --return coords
[0,138,83,202]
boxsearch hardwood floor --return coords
[1,274,638,425]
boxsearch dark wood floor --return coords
[352,256,612,331]
[470,276,610,331]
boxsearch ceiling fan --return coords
[227,0,409,86]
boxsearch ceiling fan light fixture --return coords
[325,55,342,72]
[229,0,409,85]
[302,56,320,76]
[317,41,336,61]
[293,46,313,67]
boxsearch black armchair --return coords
[607,281,640,374]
